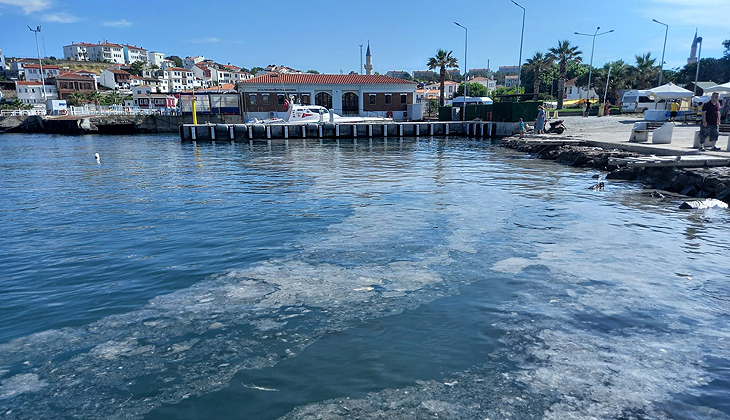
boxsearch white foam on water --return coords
[0,374,47,399]
[491,257,535,274]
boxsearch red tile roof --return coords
[56,72,96,80]
[196,83,236,92]
[108,69,131,75]
[241,74,416,85]
[165,67,191,73]
[24,64,60,70]
[16,81,45,85]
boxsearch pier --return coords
[179,121,517,141]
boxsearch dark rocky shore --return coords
[500,138,730,204]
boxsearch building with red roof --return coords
[63,41,148,64]
[238,73,417,120]
[23,64,61,82]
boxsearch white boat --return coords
[252,100,393,124]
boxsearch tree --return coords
[305,69,320,74]
[66,92,85,106]
[489,86,525,102]
[631,52,658,89]
[547,40,583,109]
[427,49,459,107]
[166,55,183,68]
[723,39,730,57]
[525,52,554,100]
[591,60,631,104]
[129,61,145,77]
[86,91,102,107]
[455,82,487,98]
[250,66,264,75]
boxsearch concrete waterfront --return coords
[179,121,516,141]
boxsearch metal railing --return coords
[0,108,47,117]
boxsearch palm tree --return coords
[66,92,85,107]
[525,52,554,101]
[87,91,102,109]
[547,40,583,109]
[427,49,459,107]
[632,52,658,89]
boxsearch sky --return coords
[1,0,728,76]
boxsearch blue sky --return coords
[1,0,728,76]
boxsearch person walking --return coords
[699,92,722,151]
[535,106,546,134]
[581,101,587,118]
[604,100,611,116]
[670,100,679,123]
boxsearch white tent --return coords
[703,82,730,93]
[646,82,693,100]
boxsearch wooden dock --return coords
[179,121,518,141]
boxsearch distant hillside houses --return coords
[385,71,410,79]
[63,41,148,65]
[498,65,519,74]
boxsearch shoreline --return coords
[499,137,730,204]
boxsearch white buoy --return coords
[95,153,100,163]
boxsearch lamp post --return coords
[454,22,468,98]
[574,27,613,112]
[454,21,467,121]
[652,19,668,86]
[693,36,703,96]
[512,1,525,99]
[28,25,47,103]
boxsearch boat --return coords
[251,98,393,124]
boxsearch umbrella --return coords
[646,82,694,100]
[703,82,730,93]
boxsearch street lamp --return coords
[693,36,703,96]
[512,1,525,99]
[454,22,468,99]
[574,27,613,111]
[652,19,668,86]
[28,25,47,103]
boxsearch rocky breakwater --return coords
[500,138,730,204]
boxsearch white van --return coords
[620,90,667,113]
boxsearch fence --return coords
[0,108,47,117]
[66,105,181,117]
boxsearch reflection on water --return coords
[0,134,729,420]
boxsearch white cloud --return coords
[0,0,51,14]
[189,37,219,43]
[41,12,79,23]
[103,19,132,28]
[642,0,730,28]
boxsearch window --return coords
[369,94,376,105]
[301,94,310,105]
[400,94,407,104]
[385,94,392,105]
[262,94,269,105]
[278,95,285,105]
[249,94,257,105]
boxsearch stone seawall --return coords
[500,138,730,203]
[1,114,244,134]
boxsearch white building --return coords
[425,80,459,100]
[63,42,94,61]
[99,67,132,90]
[163,67,195,92]
[564,77,599,100]
[192,64,213,87]
[505,75,518,88]
[24,64,61,82]
[183,56,205,69]
[63,42,145,64]
[124,45,148,64]
[238,73,417,121]
[469,76,497,93]
[15,81,58,104]
[149,52,166,67]
[0,48,6,71]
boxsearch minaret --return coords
[688,29,698,64]
[364,41,373,75]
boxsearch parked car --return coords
[620,90,667,113]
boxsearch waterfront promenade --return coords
[523,115,730,156]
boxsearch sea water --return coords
[0,133,729,419]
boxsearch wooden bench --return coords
[693,123,730,150]
[630,122,673,144]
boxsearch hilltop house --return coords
[52,73,98,100]
[63,41,148,64]
[564,77,598,100]
[424,80,459,100]
[99,67,132,90]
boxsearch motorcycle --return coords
[546,119,566,134]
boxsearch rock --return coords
[679,199,729,210]
[592,174,601,179]
[589,182,605,191]
[650,191,666,199]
